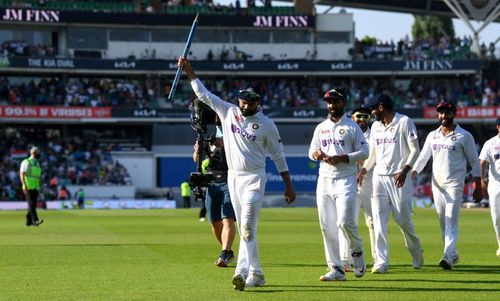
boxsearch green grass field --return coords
[0,207,499,300]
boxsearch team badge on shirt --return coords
[451,136,457,141]
[390,127,395,133]
[339,129,345,135]
[252,123,259,130]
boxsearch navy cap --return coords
[352,106,372,114]
[496,117,500,125]
[238,89,261,103]
[323,88,347,101]
[365,94,393,110]
[436,102,457,113]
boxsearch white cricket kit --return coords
[339,128,376,264]
[368,113,422,269]
[309,115,368,269]
[414,125,481,188]
[192,79,288,277]
[479,135,500,254]
[371,113,419,175]
[356,129,376,261]
[414,124,481,261]
[357,129,374,228]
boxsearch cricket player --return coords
[178,57,296,291]
[309,88,369,281]
[413,102,481,269]
[339,106,376,271]
[479,117,500,258]
[357,94,423,274]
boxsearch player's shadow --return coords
[250,283,500,293]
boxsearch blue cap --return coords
[238,89,261,102]
[365,94,393,110]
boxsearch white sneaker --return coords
[245,273,265,288]
[352,252,366,278]
[319,266,346,281]
[232,274,246,291]
[371,264,388,274]
[413,249,424,269]
[496,248,500,257]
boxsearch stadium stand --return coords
[0,0,498,202]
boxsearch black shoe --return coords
[214,250,231,267]
[33,219,44,226]
[228,250,235,261]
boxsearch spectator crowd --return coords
[0,75,498,111]
[0,127,133,202]
[0,77,158,108]
[1,39,55,58]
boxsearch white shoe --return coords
[199,217,206,222]
[245,273,265,288]
[371,264,388,274]
[352,252,366,278]
[319,266,346,281]
[413,249,424,269]
[496,248,500,257]
[232,274,246,291]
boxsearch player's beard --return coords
[357,121,368,132]
[241,108,257,117]
[329,108,344,118]
[440,117,454,126]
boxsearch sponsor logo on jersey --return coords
[321,129,330,134]
[375,138,397,145]
[231,124,257,141]
[321,138,345,147]
[432,144,456,151]
[234,114,244,122]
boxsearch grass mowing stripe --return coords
[0,208,498,300]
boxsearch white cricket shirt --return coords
[479,135,500,182]
[414,124,481,188]
[308,114,368,179]
[370,113,419,175]
[191,79,288,174]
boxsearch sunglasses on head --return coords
[353,113,371,120]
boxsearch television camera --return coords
[189,98,216,202]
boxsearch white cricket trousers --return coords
[488,180,500,253]
[432,183,463,260]
[228,171,266,276]
[340,171,375,263]
[372,174,422,268]
[317,175,364,269]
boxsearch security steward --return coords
[20,146,44,227]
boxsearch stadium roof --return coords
[293,0,500,23]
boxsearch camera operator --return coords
[193,115,236,267]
